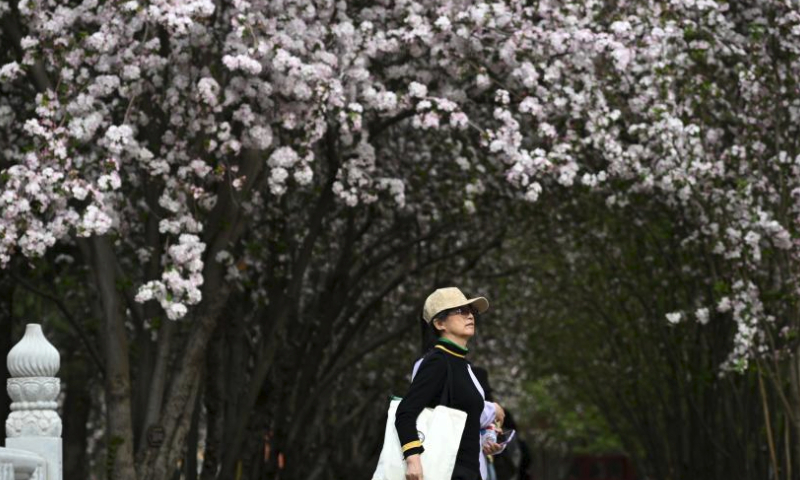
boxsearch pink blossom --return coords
[222,54,263,75]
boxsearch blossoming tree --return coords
[3,0,800,478]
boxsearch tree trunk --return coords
[200,326,225,480]
[132,326,154,448]
[91,236,137,480]
[222,312,246,453]
[790,351,800,479]
[136,274,231,480]
[136,319,176,457]
[218,310,284,479]
[184,383,202,480]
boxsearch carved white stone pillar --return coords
[5,324,62,480]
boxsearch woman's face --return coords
[434,305,476,340]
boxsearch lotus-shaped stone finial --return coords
[7,324,60,378]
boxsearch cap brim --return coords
[467,297,489,314]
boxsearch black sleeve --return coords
[394,352,447,458]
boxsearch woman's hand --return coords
[405,454,423,480]
[493,402,505,426]
[483,441,503,455]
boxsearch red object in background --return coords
[565,454,636,480]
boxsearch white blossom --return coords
[666,312,683,324]
[696,308,710,325]
[408,82,428,98]
[0,62,23,82]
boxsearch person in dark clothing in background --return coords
[472,367,533,480]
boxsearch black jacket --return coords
[394,339,485,474]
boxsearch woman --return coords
[395,287,504,480]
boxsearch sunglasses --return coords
[437,305,477,320]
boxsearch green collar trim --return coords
[439,337,468,354]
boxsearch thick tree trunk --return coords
[199,326,225,480]
[790,353,800,478]
[136,275,231,480]
[132,326,154,447]
[184,384,202,480]
[218,311,284,479]
[91,236,138,480]
[0,274,14,445]
[135,319,176,457]
[222,312,246,452]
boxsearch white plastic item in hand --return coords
[483,425,497,445]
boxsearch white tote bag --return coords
[371,398,467,480]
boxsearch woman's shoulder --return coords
[411,349,447,380]
[417,349,448,370]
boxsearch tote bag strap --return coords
[417,349,454,407]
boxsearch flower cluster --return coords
[134,234,206,320]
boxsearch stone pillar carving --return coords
[0,447,46,480]
[5,324,61,480]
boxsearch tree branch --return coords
[10,271,105,377]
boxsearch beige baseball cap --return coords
[422,287,489,323]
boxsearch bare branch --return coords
[11,271,106,377]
